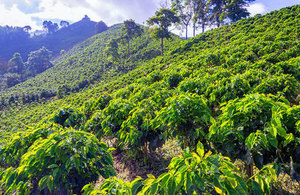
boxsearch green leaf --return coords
[81,183,94,193]
[150,182,159,194]
[130,177,143,195]
[6,171,17,187]
[245,133,256,150]
[52,168,59,180]
[48,164,59,169]
[252,181,264,195]
[267,166,277,181]
[39,176,48,190]
[269,125,277,138]
[227,177,238,188]
[259,133,269,149]
[74,156,81,170]
[283,133,294,146]
[276,126,287,138]
[158,173,171,188]
[255,174,265,192]
[196,142,204,158]
[184,172,192,193]
[194,173,204,191]
[47,175,54,192]
[214,186,223,194]
[167,176,176,195]
[267,133,278,148]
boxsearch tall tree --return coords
[43,21,59,34]
[26,47,53,76]
[121,19,144,58]
[8,53,25,75]
[190,0,199,37]
[95,21,108,34]
[3,73,20,88]
[23,25,32,33]
[171,0,193,39]
[82,15,91,21]
[194,0,211,33]
[209,0,224,27]
[60,20,70,28]
[227,0,254,22]
[209,0,255,27]
[104,38,120,64]
[147,8,180,56]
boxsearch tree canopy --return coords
[60,20,70,28]
[169,0,256,36]
[23,26,32,33]
[95,21,108,34]
[121,19,144,58]
[8,53,25,75]
[26,47,53,76]
[43,21,59,34]
[209,0,255,26]
[171,0,193,39]
[147,8,180,56]
[104,38,120,63]
[0,5,299,194]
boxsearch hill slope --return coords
[0,17,97,62]
[0,22,180,138]
[0,5,299,194]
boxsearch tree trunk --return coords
[127,39,130,58]
[161,37,164,57]
[193,22,196,37]
[202,21,205,33]
[193,2,196,37]
[217,16,220,28]
[186,24,188,40]
[245,160,254,177]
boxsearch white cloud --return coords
[34,0,163,25]
[0,0,164,29]
[247,3,267,16]
[30,0,99,22]
[0,0,166,30]
[0,3,39,29]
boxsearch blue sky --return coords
[254,0,299,13]
[0,0,299,33]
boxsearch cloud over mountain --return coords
[0,0,162,29]
[0,0,297,31]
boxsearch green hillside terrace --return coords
[0,5,299,194]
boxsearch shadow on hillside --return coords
[111,139,182,181]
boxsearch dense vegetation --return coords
[0,5,299,194]
[0,16,110,91]
[0,24,175,107]
[0,16,99,63]
[171,0,255,39]
[0,47,54,90]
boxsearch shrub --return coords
[52,107,86,129]
[154,93,214,148]
[0,123,60,168]
[1,130,115,194]
[167,73,183,89]
[210,94,299,170]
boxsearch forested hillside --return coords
[0,5,299,195]
[0,17,109,91]
[0,22,180,139]
[0,17,98,62]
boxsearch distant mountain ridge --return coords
[0,5,299,194]
[0,17,100,63]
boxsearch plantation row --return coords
[0,126,278,194]
[0,24,176,109]
[0,5,299,194]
